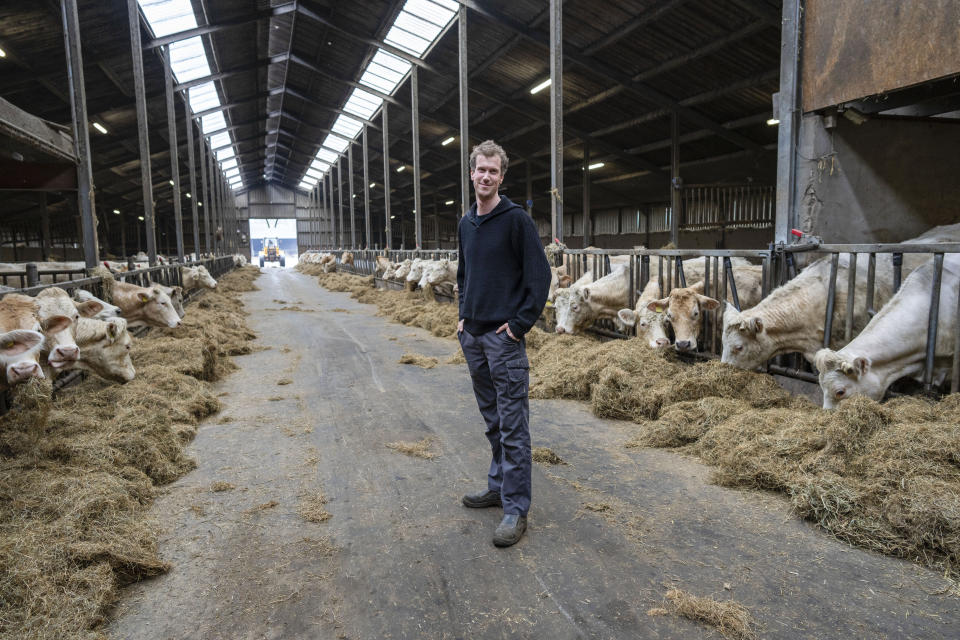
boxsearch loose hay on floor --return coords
[0,266,259,640]
[210,482,235,492]
[277,378,293,386]
[664,588,756,640]
[532,447,566,465]
[298,492,332,523]
[398,353,439,369]
[385,437,438,460]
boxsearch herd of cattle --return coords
[0,261,228,394]
[302,222,960,409]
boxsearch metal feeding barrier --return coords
[555,241,960,396]
[0,256,238,414]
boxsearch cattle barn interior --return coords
[2,1,960,638]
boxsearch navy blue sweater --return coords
[457,196,551,338]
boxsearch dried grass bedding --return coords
[309,270,960,577]
[0,266,260,639]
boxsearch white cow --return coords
[0,293,52,386]
[181,265,217,290]
[35,288,82,374]
[815,254,960,408]
[149,281,186,318]
[74,317,135,383]
[722,223,960,370]
[554,265,630,334]
[112,282,182,329]
[73,289,121,320]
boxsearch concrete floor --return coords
[109,268,959,640]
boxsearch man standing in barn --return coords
[457,140,551,547]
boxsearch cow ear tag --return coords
[4,341,14,349]
[138,293,150,303]
[655,305,664,313]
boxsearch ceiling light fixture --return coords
[185,193,191,198]
[445,200,454,205]
[588,162,605,170]
[766,118,780,126]
[530,78,551,95]
[112,209,120,214]
[169,180,174,185]
[0,47,6,58]
[92,122,108,135]
[396,166,405,173]
[137,216,144,221]
[441,136,455,146]
[370,182,375,188]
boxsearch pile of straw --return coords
[664,588,756,640]
[0,266,259,638]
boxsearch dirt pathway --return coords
[109,268,959,639]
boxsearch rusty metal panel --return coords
[802,0,960,112]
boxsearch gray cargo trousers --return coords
[458,328,532,516]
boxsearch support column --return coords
[549,0,563,243]
[321,176,328,249]
[670,110,680,247]
[201,139,211,254]
[127,0,157,266]
[120,213,127,259]
[775,0,802,243]
[363,125,371,249]
[348,145,356,248]
[185,99,200,259]
[411,66,422,248]
[458,5,469,217]
[382,106,392,249]
[40,193,51,260]
[582,139,591,247]
[433,196,439,249]
[337,157,344,248]
[62,0,99,268]
[163,46,185,261]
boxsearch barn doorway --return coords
[249,218,299,268]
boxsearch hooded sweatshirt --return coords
[457,195,551,338]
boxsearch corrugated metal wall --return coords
[239,184,327,250]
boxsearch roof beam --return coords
[174,56,286,91]
[458,0,764,153]
[192,91,277,119]
[143,4,297,49]
[581,0,693,56]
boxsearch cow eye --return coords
[692,310,699,318]
[572,304,579,311]
[836,389,845,398]
[639,321,647,328]
[733,345,743,353]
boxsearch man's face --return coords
[471,154,503,200]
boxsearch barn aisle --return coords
[109,267,959,640]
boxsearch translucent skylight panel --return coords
[306,169,322,180]
[225,167,239,176]
[168,37,210,83]
[395,12,442,41]
[359,70,397,94]
[344,90,382,119]
[331,116,362,139]
[188,83,220,114]
[384,25,430,56]
[201,112,227,135]
[371,50,412,75]
[209,132,231,150]
[317,149,338,164]
[366,63,405,87]
[220,158,238,171]
[139,0,197,37]
[216,147,235,161]
[404,0,457,27]
[324,134,350,153]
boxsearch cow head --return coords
[195,265,217,289]
[36,288,80,371]
[75,317,135,383]
[406,259,428,285]
[135,287,182,329]
[814,348,876,409]
[720,307,771,370]
[616,306,670,349]
[1,329,46,384]
[150,281,186,318]
[648,284,720,352]
[424,259,453,286]
[553,287,594,335]
[73,289,121,320]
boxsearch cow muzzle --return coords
[674,340,694,352]
[555,326,566,334]
[8,361,43,383]
[50,345,80,368]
